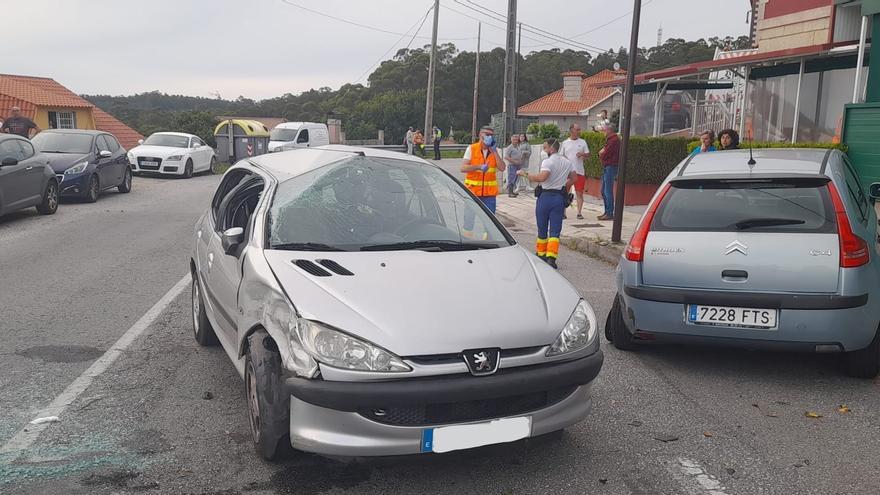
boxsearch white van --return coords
[268,122,330,152]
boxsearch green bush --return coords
[578,132,692,184]
[539,123,561,140]
[452,130,473,144]
[686,140,847,154]
[526,123,541,136]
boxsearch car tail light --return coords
[625,183,672,262]
[827,182,869,268]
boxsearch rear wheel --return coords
[183,160,194,179]
[118,168,132,193]
[191,272,217,346]
[36,181,58,215]
[844,327,880,378]
[85,175,99,203]
[607,295,637,351]
[245,330,291,461]
[209,156,219,175]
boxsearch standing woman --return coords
[517,138,576,269]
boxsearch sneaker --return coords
[545,258,558,269]
[576,213,584,220]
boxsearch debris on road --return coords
[628,420,643,427]
[838,405,851,413]
[702,432,713,437]
[804,411,823,419]
[653,433,679,443]
[202,391,213,400]
[29,416,60,425]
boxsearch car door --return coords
[95,135,114,189]
[17,140,46,206]
[192,136,210,171]
[0,139,34,212]
[103,134,126,185]
[295,129,310,148]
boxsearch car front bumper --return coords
[620,285,876,352]
[284,350,603,456]
[130,160,183,175]
[58,173,89,197]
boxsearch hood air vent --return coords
[317,259,354,276]
[293,259,332,277]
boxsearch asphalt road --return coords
[1,164,879,494]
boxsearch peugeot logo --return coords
[724,240,749,256]
[461,348,500,376]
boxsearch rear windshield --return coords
[652,178,836,233]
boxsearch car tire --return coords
[118,168,132,193]
[183,160,194,179]
[191,272,218,346]
[36,180,59,215]
[85,175,99,203]
[843,327,880,379]
[607,295,637,351]
[209,156,219,175]
[245,330,291,461]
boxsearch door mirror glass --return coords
[869,182,880,200]
[138,139,144,145]
[99,150,112,158]
[221,227,245,255]
[1,157,18,166]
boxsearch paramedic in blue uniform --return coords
[517,138,576,269]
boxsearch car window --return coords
[96,135,110,153]
[841,156,868,223]
[103,135,120,152]
[296,129,309,144]
[0,139,25,162]
[219,178,264,232]
[267,156,512,250]
[653,178,836,234]
[211,169,251,226]
[192,137,205,147]
[18,140,35,160]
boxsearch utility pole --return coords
[611,0,642,243]
[424,0,440,145]
[512,22,522,120]
[501,0,517,143]
[471,22,481,141]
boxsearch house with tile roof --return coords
[518,69,626,132]
[0,74,143,149]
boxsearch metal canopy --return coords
[632,81,734,94]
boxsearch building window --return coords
[48,111,77,129]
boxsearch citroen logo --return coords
[724,240,749,256]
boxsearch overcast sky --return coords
[2,0,750,100]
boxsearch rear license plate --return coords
[688,304,777,329]
[421,416,531,453]
[143,160,158,166]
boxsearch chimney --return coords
[561,71,587,102]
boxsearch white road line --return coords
[0,274,191,458]
[677,458,730,495]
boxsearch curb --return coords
[497,211,624,266]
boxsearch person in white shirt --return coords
[517,138,576,269]
[560,123,590,219]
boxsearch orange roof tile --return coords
[518,69,626,116]
[92,107,143,150]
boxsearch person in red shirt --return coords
[597,124,620,221]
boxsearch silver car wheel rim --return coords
[125,171,131,189]
[247,365,261,442]
[90,177,98,199]
[48,185,58,210]
[192,281,200,335]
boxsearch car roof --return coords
[39,129,105,136]
[272,122,325,130]
[149,131,194,138]
[246,145,431,182]
[677,148,833,179]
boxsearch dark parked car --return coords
[0,134,58,217]
[32,130,131,203]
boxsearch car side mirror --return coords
[1,157,17,166]
[869,182,880,201]
[221,227,245,256]
[99,150,112,158]
[138,139,144,145]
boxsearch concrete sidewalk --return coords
[494,189,643,265]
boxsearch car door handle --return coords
[25,166,33,171]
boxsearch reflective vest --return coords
[464,142,498,197]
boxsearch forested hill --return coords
[83,36,749,145]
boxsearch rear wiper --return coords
[360,240,499,252]
[270,242,348,252]
[734,218,806,230]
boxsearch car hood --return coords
[46,153,92,173]
[129,145,186,157]
[262,245,581,356]
[268,141,292,151]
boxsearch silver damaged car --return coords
[190,146,603,459]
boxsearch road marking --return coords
[0,274,191,458]
[676,458,730,495]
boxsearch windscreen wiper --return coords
[360,240,499,252]
[270,242,348,252]
[734,218,806,230]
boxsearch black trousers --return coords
[433,141,441,160]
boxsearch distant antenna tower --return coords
[656,25,663,47]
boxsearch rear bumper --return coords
[621,285,876,351]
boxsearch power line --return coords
[521,0,656,49]
[441,3,508,45]
[352,5,435,84]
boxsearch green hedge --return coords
[686,140,847,154]
[579,132,693,184]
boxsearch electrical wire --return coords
[352,4,435,84]
[521,0,657,49]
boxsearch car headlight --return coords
[127,152,135,164]
[64,161,89,175]
[166,155,183,161]
[546,299,597,357]
[293,318,411,373]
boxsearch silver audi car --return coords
[190,146,603,459]
[608,148,880,378]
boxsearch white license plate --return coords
[421,416,531,453]
[688,304,777,329]
[143,160,158,166]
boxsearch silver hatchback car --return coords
[609,148,880,378]
[191,146,603,459]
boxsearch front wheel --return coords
[606,295,638,350]
[209,156,219,175]
[36,181,59,215]
[245,330,291,461]
[85,175,99,203]
[844,327,880,378]
[183,160,194,179]
[118,168,132,193]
